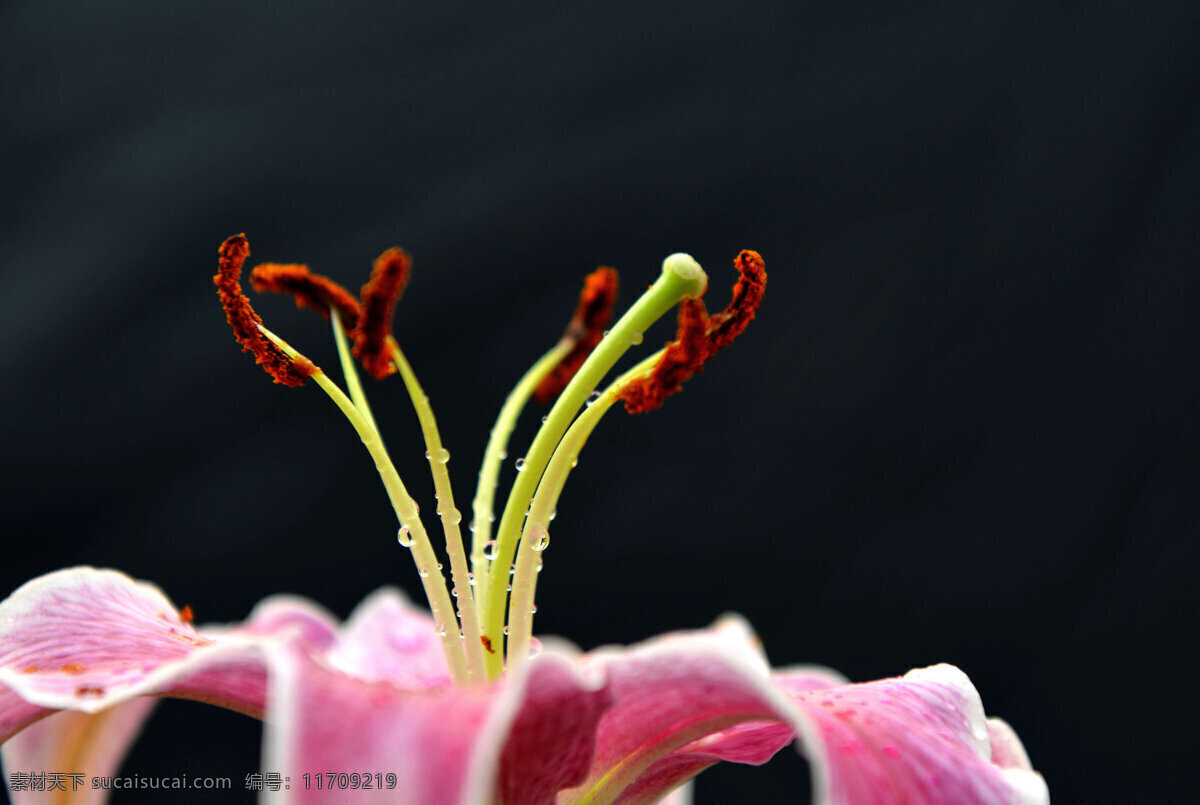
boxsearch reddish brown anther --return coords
[534,267,620,405]
[214,235,314,387]
[352,247,412,380]
[250,263,362,328]
[618,250,766,414]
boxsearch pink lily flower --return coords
[0,237,1048,804]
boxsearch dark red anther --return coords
[534,267,620,405]
[214,235,314,387]
[352,247,412,380]
[250,263,363,328]
[618,250,766,414]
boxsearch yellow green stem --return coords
[481,255,708,678]
[470,339,574,604]
[505,350,663,665]
[388,338,487,682]
[258,325,470,683]
[330,309,378,434]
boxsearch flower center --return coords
[215,237,764,684]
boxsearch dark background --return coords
[3,2,1197,803]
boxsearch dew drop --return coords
[541,415,549,424]
[418,565,429,578]
[435,623,447,636]
[468,519,477,533]
[434,447,451,463]
[436,562,443,571]
[499,450,508,460]
[503,626,510,635]
[483,540,498,560]
[548,509,557,522]
[447,508,462,525]
[585,391,601,407]
[451,587,458,598]
[531,526,550,552]
[530,604,538,614]
[630,331,644,345]
[536,556,544,573]
[396,525,413,547]
[515,457,527,471]
[506,584,512,592]
[468,572,476,586]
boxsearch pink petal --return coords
[559,625,1047,805]
[2,700,156,805]
[612,668,848,805]
[790,664,1048,804]
[986,718,1035,771]
[266,649,611,805]
[561,627,804,804]
[323,588,451,689]
[0,566,339,805]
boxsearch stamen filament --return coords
[505,350,663,666]
[480,255,707,678]
[387,338,487,681]
[470,338,575,602]
[330,309,379,435]
[257,324,471,683]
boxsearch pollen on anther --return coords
[481,635,496,655]
[250,263,363,328]
[534,266,619,405]
[618,250,766,414]
[353,247,412,380]
[214,235,312,387]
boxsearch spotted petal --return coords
[0,567,338,803]
[558,625,1047,805]
[265,648,612,805]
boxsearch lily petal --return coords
[0,567,339,805]
[266,648,612,805]
[2,700,156,805]
[790,664,1048,804]
[323,588,451,689]
[559,627,1047,805]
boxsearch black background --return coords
[3,2,1198,803]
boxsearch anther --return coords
[618,250,766,413]
[214,235,314,387]
[352,247,412,380]
[250,263,362,328]
[533,266,620,405]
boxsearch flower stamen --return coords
[249,262,363,327]
[480,253,707,678]
[213,234,315,387]
[256,321,471,682]
[506,252,766,666]
[618,249,766,413]
[533,267,619,405]
[353,247,411,380]
[470,268,618,601]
